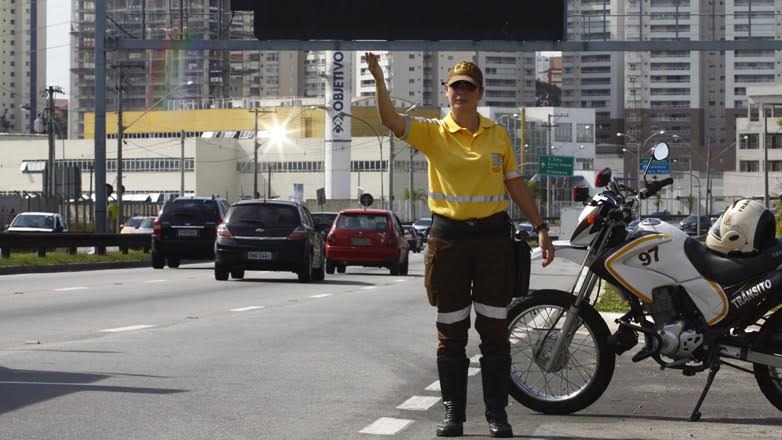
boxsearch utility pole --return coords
[180,130,186,196]
[42,86,63,199]
[409,147,415,221]
[763,103,770,208]
[116,76,124,231]
[389,134,395,211]
[249,108,273,198]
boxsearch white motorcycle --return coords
[507,142,782,421]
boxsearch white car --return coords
[5,212,68,233]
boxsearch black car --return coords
[679,214,711,236]
[311,212,338,237]
[152,196,230,268]
[214,200,327,282]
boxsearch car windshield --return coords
[336,214,389,231]
[125,217,144,228]
[227,204,300,227]
[161,199,219,221]
[139,218,155,228]
[413,218,432,227]
[11,214,54,229]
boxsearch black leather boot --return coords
[436,357,469,437]
[480,355,513,438]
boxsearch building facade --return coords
[0,0,46,134]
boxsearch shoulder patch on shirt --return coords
[490,153,503,173]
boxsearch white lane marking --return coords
[425,381,440,391]
[468,367,481,376]
[309,294,333,298]
[54,287,88,291]
[145,279,167,283]
[395,279,406,282]
[100,325,155,333]
[359,417,414,435]
[470,354,481,364]
[230,306,265,312]
[396,395,441,411]
[361,286,377,290]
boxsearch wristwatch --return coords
[534,222,549,233]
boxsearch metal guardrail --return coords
[0,233,151,258]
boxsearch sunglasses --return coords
[447,81,478,92]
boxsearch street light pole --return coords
[249,108,274,198]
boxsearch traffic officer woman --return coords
[366,52,555,438]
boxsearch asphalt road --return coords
[1,253,781,439]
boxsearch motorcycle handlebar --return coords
[639,177,674,200]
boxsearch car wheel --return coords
[337,264,346,274]
[230,268,245,279]
[390,258,401,276]
[326,260,335,274]
[215,264,229,281]
[400,252,409,276]
[298,254,314,283]
[167,257,180,268]
[152,252,165,269]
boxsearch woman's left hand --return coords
[538,231,555,267]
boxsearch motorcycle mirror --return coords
[652,142,670,161]
[572,184,590,203]
[594,167,612,188]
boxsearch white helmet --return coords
[706,199,776,256]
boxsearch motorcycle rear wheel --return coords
[753,308,782,412]
[507,290,615,414]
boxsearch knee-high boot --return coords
[480,355,513,438]
[436,357,469,437]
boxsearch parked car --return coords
[5,212,68,233]
[679,214,711,235]
[311,211,339,238]
[120,216,153,234]
[151,196,231,268]
[134,216,156,234]
[214,200,326,282]
[403,225,423,253]
[326,209,410,275]
[412,217,432,239]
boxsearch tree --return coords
[686,194,695,214]
[655,192,662,212]
[526,179,543,203]
[403,188,427,201]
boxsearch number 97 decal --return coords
[638,246,660,266]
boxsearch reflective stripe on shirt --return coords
[429,192,507,203]
[504,170,523,180]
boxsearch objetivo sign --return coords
[539,155,574,177]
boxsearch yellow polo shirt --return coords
[400,112,522,220]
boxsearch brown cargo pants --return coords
[425,234,514,359]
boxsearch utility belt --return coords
[430,212,511,240]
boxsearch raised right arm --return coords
[366,52,405,138]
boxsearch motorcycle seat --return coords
[684,237,782,286]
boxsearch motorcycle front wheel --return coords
[753,308,782,412]
[507,290,615,414]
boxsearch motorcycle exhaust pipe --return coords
[720,345,782,368]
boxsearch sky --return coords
[47,0,71,98]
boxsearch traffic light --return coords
[234,1,565,42]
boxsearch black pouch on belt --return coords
[513,235,532,297]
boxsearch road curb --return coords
[0,259,151,276]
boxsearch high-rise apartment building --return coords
[0,0,45,134]
[69,1,307,138]
[561,0,625,146]
[622,0,730,176]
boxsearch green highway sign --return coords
[539,155,574,177]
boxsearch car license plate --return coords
[176,229,198,237]
[351,237,371,246]
[248,251,272,260]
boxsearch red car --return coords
[326,209,410,275]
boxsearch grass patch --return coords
[0,249,150,267]
[595,283,630,313]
